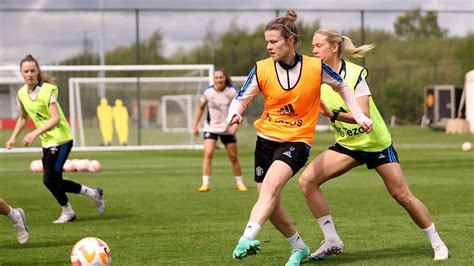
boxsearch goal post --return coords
[69,76,211,148]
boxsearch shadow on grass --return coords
[301,243,430,264]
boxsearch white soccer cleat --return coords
[308,238,344,261]
[52,212,76,224]
[433,244,449,260]
[12,208,30,244]
[93,188,105,215]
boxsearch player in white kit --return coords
[193,68,248,192]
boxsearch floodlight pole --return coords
[135,9,142,146]
[98,0,106,98]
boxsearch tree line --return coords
[60,9,474,121]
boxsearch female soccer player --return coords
[5,54,105,224]
[192,68,247,192]
[227,11,372,265]
[0,197,29,244]
[298,28,448,261]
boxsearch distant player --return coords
[298,28,448,261]
[193,68,247,192]
[0,197,29,244]
[5,54,105,224]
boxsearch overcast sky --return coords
[0,0,473,65]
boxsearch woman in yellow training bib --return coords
[298,29,448,261]
[227,11,372,266]
[5,54,105,224]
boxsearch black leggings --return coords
[42,141,81,206]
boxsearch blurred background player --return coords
[113,99,129,146]
[227,11,373,265]
[0,197,29,244]
[193,68,247,192]
[5,54,105,224]
[97,98,113,146]
[298,28,448,261]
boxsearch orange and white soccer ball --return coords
[70,237,111,266]
[63,160,76,172]
[73,159,89,172]
[88,160,101,173]
[30,159,43,173]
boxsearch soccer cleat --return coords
[308,238,344,261]
[52,212,76,224]
[12,208,30,244]
[93,188,105,215]
[433,244,449,260]
[285,245,310,266]
[232,237,261,259]
[198,184,210,192]
[236,183,248,192]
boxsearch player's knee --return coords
[391,190,413,208]
[298,174,318,193]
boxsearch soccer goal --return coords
[0,64,214,151]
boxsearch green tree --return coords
[394,8,448,40]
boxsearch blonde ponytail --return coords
[315,29,374,59]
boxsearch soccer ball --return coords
[88,160,101,173]
[70,237,111,266]
[63,160,76,172]
[462,141,472,152]
[73,159,89,172]
[30,159,43,173]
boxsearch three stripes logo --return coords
[277,103,298,117]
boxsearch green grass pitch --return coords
[0,126,473,265]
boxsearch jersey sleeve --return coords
[50,91,58,104]
[227,66,259,123]
[354,76,371,98]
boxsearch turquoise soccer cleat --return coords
[285,245,310,266]
[232,237,261,259]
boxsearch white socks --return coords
[422,223,445,247]
[7,207,19,222]
[80,185,96,198]
[287,231,306,249]
[202,175,210,185]
[317,214,341,240]
[235,176,244,185]
[61,202,74,214]
[242,221,261,240]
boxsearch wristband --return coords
[330,111,339,123]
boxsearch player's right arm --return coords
[192,100,207,137]
[5,100,28,149]
[227,66,259,131]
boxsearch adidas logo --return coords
[323,220,332,225]
[277,103,298,117]
[283,147,295,158]
[378,153,385,159]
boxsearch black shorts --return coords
[203,132,237,144]
[42,140,73,174]
[329,142,400,169]
[254,136,311,183]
